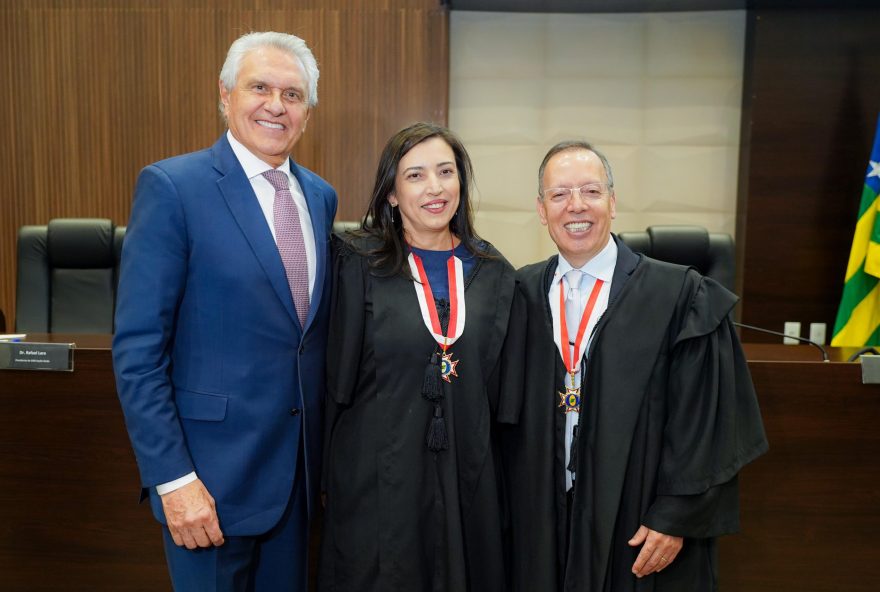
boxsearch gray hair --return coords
[218,31,319,114]
[537,140,615,197]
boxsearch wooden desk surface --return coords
[722,358,879,590]
[742,341,868,362]
[1,339,877,590]
[0,333,166,590]
[6,332,113,349]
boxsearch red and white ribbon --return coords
[408,252,466,350]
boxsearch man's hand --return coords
[628,524,683,578]
[160,479,225,549]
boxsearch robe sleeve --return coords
[496,280,527,424]
[321,237,367,491]
[325,237,367,406]
[644,274,769,538]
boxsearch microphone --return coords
[733,321,830,362]
[846,346,878,363]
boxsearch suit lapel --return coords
[608,233,639,304]
[543,237,645,589]
[212,137,301,330]
[290,160,327,332]
[582,242,665,591]
[541,255,558,295]
[541,235,638,299]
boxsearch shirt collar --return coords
[556,235,618,282]
[226,130,293,181]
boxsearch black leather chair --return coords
[618,225,736,292]
[16,218,126,333]
[332,220,360,234]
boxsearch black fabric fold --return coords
[320,236,517,592]
[504,241,768,592]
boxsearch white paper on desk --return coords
[0,334,27,341]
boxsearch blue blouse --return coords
[409,243,476,300]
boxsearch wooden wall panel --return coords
[737,8,880,338]
[0,1,448,331]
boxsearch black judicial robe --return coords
[318,236,521,592]
[503,238,768,592]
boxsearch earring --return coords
[390,204,396,223]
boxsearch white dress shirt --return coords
[548,237,617,491]
[225,130,317,297]
[156,132,317,496]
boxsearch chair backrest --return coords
[332,220,360,234]
[16,218,126,334]
[618,225,736,292]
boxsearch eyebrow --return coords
[401,161,455,174]
[245,78,304,92]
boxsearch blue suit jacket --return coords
[113,135,337,535]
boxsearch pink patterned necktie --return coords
[263,169,310,328]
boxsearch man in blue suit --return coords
[113,31,337,590]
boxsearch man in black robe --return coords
[503,141,768,591]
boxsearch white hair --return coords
[219,31,319,109]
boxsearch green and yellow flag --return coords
[832,117,880,346]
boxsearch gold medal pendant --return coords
[558,385,581,413]
[558,370,580,413]
[440,351,459,383]
[555,276,604,417]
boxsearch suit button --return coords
[289,408,301,416]
[299,345,306,354]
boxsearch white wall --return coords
[449,10,746,266]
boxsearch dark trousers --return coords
[162,453,308,592]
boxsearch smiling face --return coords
[388,137,461,249]
[219,45,310,167]
[537,148,616,268]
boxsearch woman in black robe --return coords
[318,122,521,592]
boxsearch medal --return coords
[410,236,466,453]
[558,384,581,413]
[556,275,604,413]
[440,352,459,383]
[408,237,466,382]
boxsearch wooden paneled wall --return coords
[0,0,448,331]
[8,2,878,340]
[736,8,880,338]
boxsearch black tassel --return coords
[567,424,579,473]
[426,404,449,452]
[422,351,442,401]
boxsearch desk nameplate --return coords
[860,354,880,384]
[0,342,75,371]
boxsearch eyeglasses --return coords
[541,183,612,203]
